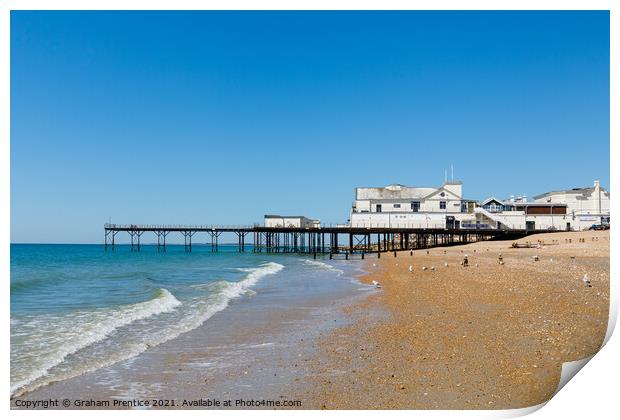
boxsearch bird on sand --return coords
[371,280,382,288]
[408,265,413,272]
[582,274,591,287]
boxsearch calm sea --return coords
[10,244,364,398]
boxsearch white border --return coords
[1,1,616,419]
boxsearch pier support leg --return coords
[349,233,353,255]
[183,230,196,253]
[130,230,143,252]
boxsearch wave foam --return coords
[11,288,180,397]
[302,259,344,276]
[11,263,284,398]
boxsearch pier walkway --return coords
[104,224,539,257]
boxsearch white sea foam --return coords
[10,288,181,397]
[302,259,344,276]
[11,263,284,398]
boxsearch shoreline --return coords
[300,230,610,409]
[11,256,373,409]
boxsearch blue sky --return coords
[11,11,609,243]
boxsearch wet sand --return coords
[301,230,610,409]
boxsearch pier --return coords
[104,224,536,257]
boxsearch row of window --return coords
[375,201,449,212]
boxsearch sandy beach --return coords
[300,230,610,409]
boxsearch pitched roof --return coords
[481,197,503,206]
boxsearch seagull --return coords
[582,274,591,287]
[422,266,428,271]
[372,263,376,267]
[408,265,413,272]
[475,263,479,267]
[430,266,435,271]
[444,262,448,267]
[371,280,382,288]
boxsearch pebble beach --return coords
[301,230,610,409]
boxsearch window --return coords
[411,201,420,212]
[394,203,401,209]
[440,201,446,210]
[376,204,382,213]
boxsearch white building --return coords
[264,215,320,229]
[348,179,609,231]
[350,181,476,228]
[474,180,609,231]
[532,180,610,230]
[475,199,569,231]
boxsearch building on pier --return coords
[349,181,477,229]
[264,215,321,229]
[349,179,608,231]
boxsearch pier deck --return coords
[104,224,541,257]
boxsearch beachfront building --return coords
[532,180,610,229]
[348,179,607,231]
[349,181,477,228]
[264,215,320,229]
[474,200,569,231]
[474,180,609,231]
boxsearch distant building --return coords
[350,181,477,228]
[264,215,320,229]
[533,180,610,229]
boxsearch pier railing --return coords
[104,223,256,230]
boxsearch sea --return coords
[10,243,368,399]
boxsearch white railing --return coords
[349,222,446,229]
[104,223,256,229]
[473,208,522,230]
[105,222,352,230]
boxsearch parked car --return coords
[589,224,610,230]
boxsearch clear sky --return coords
[11,11,610,243]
